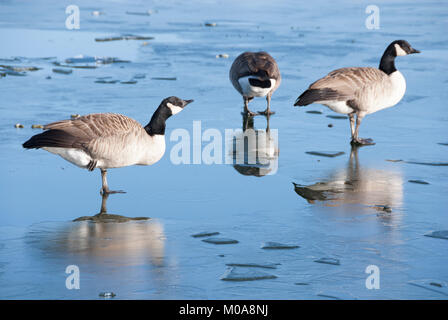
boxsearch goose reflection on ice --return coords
[25,194,166,268]
[230,114,279,177]
[293,146,403,213]
[24,215,168,295]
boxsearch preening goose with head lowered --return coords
[23,96,193,194]
[230,51,281,116]
[294,40,420,145]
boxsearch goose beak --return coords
[182,99,194,107]
[410,47,420,54]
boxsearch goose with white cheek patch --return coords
[294,40,420,146]
[23,96,193,194]
[230,51,281,116]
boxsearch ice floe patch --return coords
[221,267,277,281]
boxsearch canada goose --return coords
[23,96,193,194]
[294,40,420,145]
[230,51,281,116]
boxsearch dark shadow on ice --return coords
[231,113,279,177]
[74,193,150,223]
[293,146,403,212]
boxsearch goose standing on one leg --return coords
[294,40,420,145]
[23,96,193,194]
[230,51,281,116]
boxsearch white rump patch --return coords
[238,76,276,98]
[43,147,91,168]
[320,100,354,114]
[394,43,407,56]
[167,102,183,115]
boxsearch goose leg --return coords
[99,193,109,214]
[243,96,257,117]
[100,169,126,195]
[259,93,275,115]
[350,113,375,146]
[349,112,356,140]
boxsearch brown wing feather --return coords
[44,113,141,137]
[309,67,387,100]
[24,113,144,156]
[229,51,281,94]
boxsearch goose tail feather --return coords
[294,88,341,106]
[23,129,77,149]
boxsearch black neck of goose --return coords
[144,105,170,136]
[379,45,397,75]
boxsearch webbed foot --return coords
[350,138,375,146]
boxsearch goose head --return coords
[162,96,194,116]
[145,97,193,136]
[391,40,420,56]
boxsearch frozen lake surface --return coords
[0,0,447,299]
